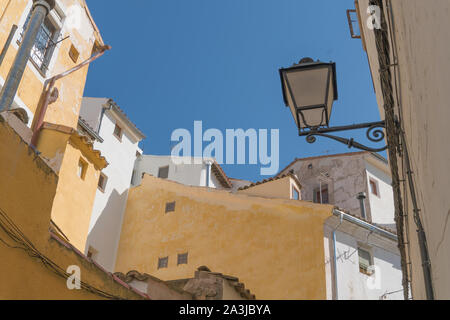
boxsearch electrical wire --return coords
[0,206,125,300]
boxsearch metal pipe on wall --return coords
[0,24,18,67]
[30,45,111,147]
[0,0,55,112]
[332,212,343,300]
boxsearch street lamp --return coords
[279,58,388,152]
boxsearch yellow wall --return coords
[0,117,143,300]
[238,176,301,200]
[115,175,334,300]
[0,0,98,129]
[50,138,101,252]
[0,0,108,254]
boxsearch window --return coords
[98,173,108,192]
[165,201,176,213]
[78,158,88,180]
[292,187,300,200]
[369,178,379,197]
[158,166,169,179]
[314,186,329,204]
[19,9,61,74]
[158,257,168,269]
[69,44,79,63]
[113,124,123,141]
[358,248,373,275]
[177,253,188,265]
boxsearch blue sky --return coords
[84,0,382,182]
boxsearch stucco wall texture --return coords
[358,0,450,299]
[0,118,142,300]
[115,174,334,300]
[0,0,98,129]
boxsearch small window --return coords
[158,257,169,269]
[314,186,329,204]
[98,172,108,192]
[292,187,300,200]
[358,248,373,275]
[113,124,123,141]
[369,178,379,197]
[158,166,169,179]
[78,158,88,180]
[69,44,79,63]
[165,201,176,213]
[177,253,188,265]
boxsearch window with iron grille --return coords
[177,253,188,265]
[158,257,168,269]
[19,10,61,74]
[165,201,176,213]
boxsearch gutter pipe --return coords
[332,211,343,300]
[31,44,111,146]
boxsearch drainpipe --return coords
[0,0,55,112]
[0,25,18,67]
[332,212,343,300]
[30,44,111,146]
[357,192,367,220]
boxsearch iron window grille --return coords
[177,253,188,265]
[158,257,168,269]
[18,10,60,74]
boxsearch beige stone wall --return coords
[358,0,450,299]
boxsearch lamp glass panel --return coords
[285,66,329,109]
[298,107,327,128]
[283,77,299,128]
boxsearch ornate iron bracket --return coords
[299,121,387,152]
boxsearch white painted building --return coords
[278,152,403,299]
[132,155,232,190]
[79,97,145,271]
[324,210,404,300]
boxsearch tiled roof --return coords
[238,173,302,191]
[107,99,146,140]
[42,122,108,169]
[211,161,232,188]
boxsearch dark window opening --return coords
[314,186,329,204]
[158,257,168,269]
[165,201,176,213]
[158,166,169,179]
[98,173,108,192]
[177,253,188,265]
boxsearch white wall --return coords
[365,162,395,226]
[133,155,222,189]
[84,109,141,272]
[324,217,403,300]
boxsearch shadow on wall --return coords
[85,188,129,272]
